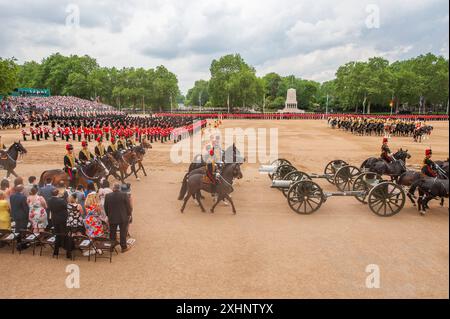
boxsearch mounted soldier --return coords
[117,135,127,151]
[64,144,79,188]
[421,148,437,178]
[79,141,94,164]
[94,137,106,157]
[107,137,118,154]
[380,137,393,163]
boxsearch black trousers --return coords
[109,222,129,249]
[53,221,68,254]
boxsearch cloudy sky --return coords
[0,0,448,93]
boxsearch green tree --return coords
[0,57,18,95]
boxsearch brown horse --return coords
[114,144,149,181]
[179,163,243,214]
[38,158,108,189]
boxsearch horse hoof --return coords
[233,211,236,215]
[210,209,214,213]
[180,209,184,213]
[136,178,141,181]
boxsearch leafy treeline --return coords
[4,53,180,111]
[185,53,449,113]
[1,52,448,113]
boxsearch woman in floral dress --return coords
[83,192,105,238]
[27,186,48,233]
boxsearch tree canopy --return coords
[1,51,448,113]
[13,53,180,111]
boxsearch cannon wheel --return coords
[334,165,361,192]
[367,182,405,217]
[281,171,311,197]
[268,159,293,180]
[287,181,324,214]
[272,164,297,181]
[352,172,384,204]
[323,160,348,184]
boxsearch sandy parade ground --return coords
[0,119,448,299]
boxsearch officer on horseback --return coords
[107,137,118,153]
[205,145,218,193]
[422,148,437,177]
[79,141,94,164]
[381,137,393,163]
[64,144,79,188]
[94,137,106,157]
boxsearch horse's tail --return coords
[178,173,189,200]
[38,170,47,187]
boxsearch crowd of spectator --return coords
[0,176,133,259]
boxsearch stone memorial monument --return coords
[279,88,304,113]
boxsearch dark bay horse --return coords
[0,141,27,178]
[114,144,148,181]
[99,153,121,182]
[38,158,108,189]
[361,149,411,171]
[179,163,243,214]
[412,178,448,215]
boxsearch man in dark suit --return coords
[39,178,56,230]
[9,185,30,251]
[104,183,133,253]
[47,189,69,257]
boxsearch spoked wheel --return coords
[334,165,361,192]
[367,182,405,217]
[268,159,293,180]
[324,160,348,184]
[287,181,324,214]
[281,171,311,197]
[272,164,297,181]
[352,173,383,203]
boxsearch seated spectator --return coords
[0,191,11,230]
[27,186,48,234]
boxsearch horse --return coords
[0,141,27,179]
[38,157,109,189]
[179,163,243,214]
[99,153,122,182]
[399,166,448,208]
[412,177,449,215]
[361,149,411,177]
[114,145,148,181]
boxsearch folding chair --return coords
[92,237,119,263]
[37,231,57,257]
[0,229,17,254]
[18,230,39,255]
[72,235,93,261]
